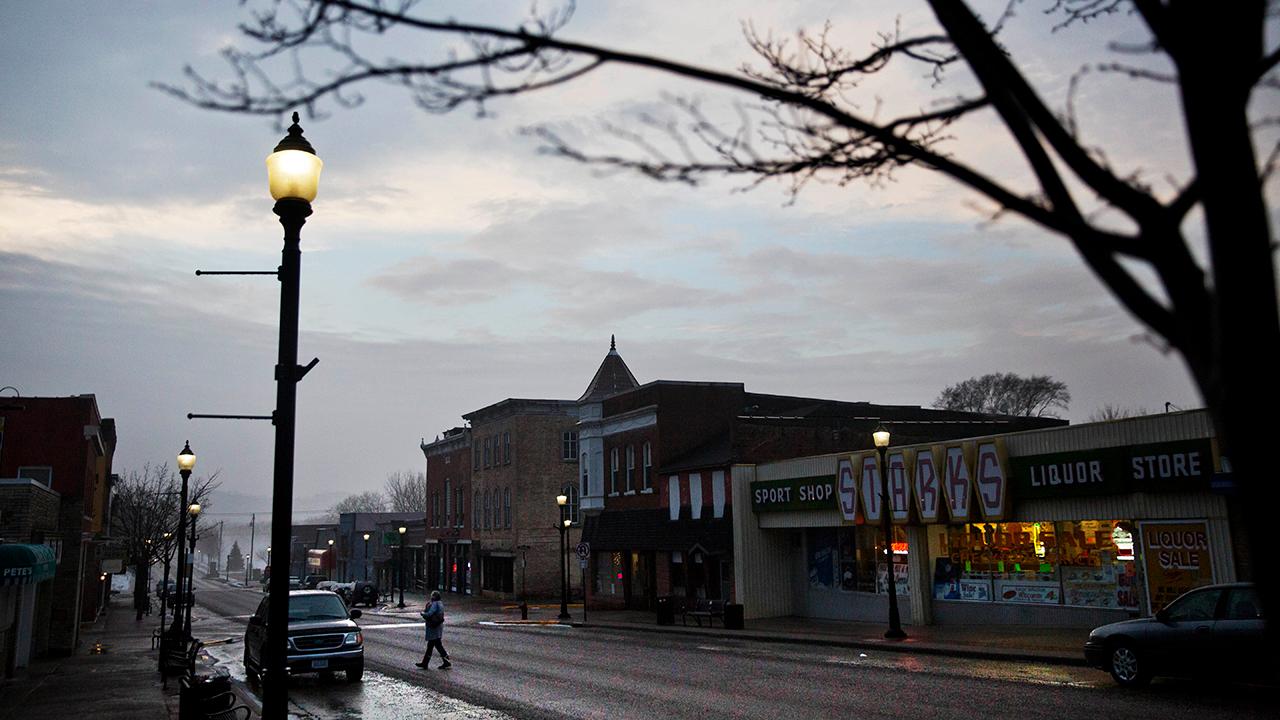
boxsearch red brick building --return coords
[0,394,117,655]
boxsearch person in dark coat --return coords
[416,590,451,669]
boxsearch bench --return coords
[161,638,202,688]
[192,689,251,720]
[679,598,725,627]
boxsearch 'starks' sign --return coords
[974,438,1010,521]
[857,451,882,522]
[837,457,857,522]
[751,475,838,513]
[887,450,913,524]
[1011,439,1214,499]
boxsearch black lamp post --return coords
[263,112,323,719]
[873,424,906,640]
[184,502,201,636]
[362,533,370,582]
[158,532,173,645]
[556,494,571,621]
[327,538,335,581]
[169,442,196,642]
[397,526,408,608]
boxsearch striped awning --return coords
[0,543,57,586]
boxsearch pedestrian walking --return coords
[416,590,451,669]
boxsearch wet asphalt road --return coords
[189,577,1276,720]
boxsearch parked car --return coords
[288,576,303,590]
[349,581,379,608]
[1084,582,1267,686]
[243,590,363,684]
[303,574,328,589]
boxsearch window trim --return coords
[625,446,635,492]
[503,431,511,465]
[610,448,619,494]
[17,466,52,488]
[504,487,512,528]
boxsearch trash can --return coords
[724,603,744,630]
[656,596,675,625]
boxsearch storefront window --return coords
[934,520,1140,610]
[594,551,625,597]
[816,526,908,595]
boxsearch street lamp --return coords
[168,442,196,645]
[263,112,322,718]
[184,502,202,636]
[328,537,335,580]
[556,494,570,621]
[362,533,371,582]
[397,526,408,608]
[873,424,906,640]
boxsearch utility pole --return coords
[219,521,226,582]
[247,513,256,584]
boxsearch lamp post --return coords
[169,442,196,643]
[263,112,322,719]
[556,494,571,621]
[397,526,408,608]
[184,502,201,636]
[873,424,906,640]
[159,531,173,624]
[327,537,335,581]
[362,533,370,582]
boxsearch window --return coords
[17,466,52,487]
[456,488,464,527]
[473,445,480,471]
[432,492,440,527]
[503,431,511,464]
[563,431,578,460]
[689,473,702,520]
[484,490,492,529]
[504,488,512,528]
[445,480,452,519]
[625,446,635,492]
[610,449,619,494]
[483,438,491,467]
[562,483,580,524]
[642,442,652,490]
[668,476,680,521]
[1165,588,1222,621]
[581,453,589,496]
[1223,588,1263,620]
[481,556,515,593]
[473,491,481,529]
[493,434,500,465]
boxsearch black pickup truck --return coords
[243,590,364,683]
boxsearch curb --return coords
[571,621,1088,667]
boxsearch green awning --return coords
[0,544,57,586]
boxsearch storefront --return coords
[732,411,1236,627]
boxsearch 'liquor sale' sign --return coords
[1139,519,1215,614]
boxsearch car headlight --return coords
[343,631,362,646]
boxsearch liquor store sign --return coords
[751,476,838,513]
[1010,439,1214,499]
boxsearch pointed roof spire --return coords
[579,335,639,402]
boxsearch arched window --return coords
[456,488,464,527]
[610,448,619,494]
[581,452,589,496]
[626,445,635,492]
[484,490,492,529]
[504,487,512,528]
[473,490,480,529]
[445,480,452,519]
[563,483,580,524]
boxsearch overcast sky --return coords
[5,1,1260,514]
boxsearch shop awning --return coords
[0,543,57,586]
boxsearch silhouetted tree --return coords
[934,372,1070,417]
[164,0,1280,620]
[1088,404,1150,422]
[384,471,427,512]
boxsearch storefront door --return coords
[627,552,655,610]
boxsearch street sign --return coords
[579,557,588,570]
[574,541,590,560]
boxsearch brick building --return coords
[420,339,640,601]
[0,394,117,655]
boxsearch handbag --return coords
[425,609,444,628]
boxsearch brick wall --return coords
[0,480,60,542]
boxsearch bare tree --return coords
[934,372,1070,417]
[163,1,1279,618]
[111,463,220,616]
[331,490,387,516]
[1088,404,1150,422]
[384,470,427,512]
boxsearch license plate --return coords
[312,659,328,669]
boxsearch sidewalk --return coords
[0,595,177,720]
[365,591,1089,666]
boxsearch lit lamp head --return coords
[362,533,370,541]
[177,441,196,475]
[563,519,572,528]
[188,502,201,518]
[872,424,891,449]
[398,526,407,535]
[556,494,568,507]
[267,112,322,203]
[328,539,335,547]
